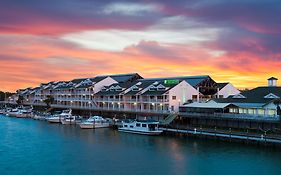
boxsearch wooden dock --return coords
[160,127,281,145]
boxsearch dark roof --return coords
[215,86,281,104]
[124,79,180,96]
[71,78,88,84]
[95,82,136,96]
[268,77,278,80]
[90,77,107,83]
[95,73,142,83]
[217,83,229,90]
[139,75,210,87]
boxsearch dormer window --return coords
[232,94,246,99]
[131,85,139,91]
[109,86,115,91]
[157,84,166,91]
[149,85,157,91]
[116,88,122,91]
[115,85,121,89]
[264,93,280,99]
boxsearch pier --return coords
[161,126,281,146]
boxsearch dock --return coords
[160,127,281,145]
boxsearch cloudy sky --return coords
[0,0,280,91]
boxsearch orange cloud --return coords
[0,34,280,92]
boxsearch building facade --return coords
[8,73,239,114]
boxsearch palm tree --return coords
[43,95,54,109]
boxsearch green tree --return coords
[43,95,54,109]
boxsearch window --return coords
[172,96,176,100]
[192,95,197,99]
[142,124,147,127]
[116,88,122,91]
[124,125,128,127]
[219,95,224,98]
[136,123,141,127]
[130,125,134,128]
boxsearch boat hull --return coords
[79,123,110,129]
[118,128,163,135]
[61,120,81,125]
[47,118,61,123]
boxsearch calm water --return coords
[1,115,281,175]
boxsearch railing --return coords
[179,112,280,121]
[50,104,171,114]
[94,98,169,103]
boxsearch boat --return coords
[33,113,51,121]
[79,116,110,129]
[8,108,20,117]
[15,108,33,118]
[61,115,82,125]
[118,119,163,135]
[47,109,71,123]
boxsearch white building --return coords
[217,83,240,98]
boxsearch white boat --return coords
[8,108,20,117]
[33,113,51,121]
[47,115,62,123]
[118,120,163,135]
[15,109,33,118]
[79,116,110,129]
[7,106,33,118]
[61,115,82,125]
[47,110,71,123]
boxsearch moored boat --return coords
[79,116,110,129]
[61,115,82,125]
[118,119,163,135]
[47,109,71,123]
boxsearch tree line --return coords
[0,91,14,101]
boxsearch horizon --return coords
[0,0,280,92]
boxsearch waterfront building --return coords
[6,73,239,114]
[180,77,281,117]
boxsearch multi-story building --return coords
[8,73,239,114]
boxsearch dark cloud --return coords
[0,0,163,35]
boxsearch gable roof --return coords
[217,83,229,90]
[215,86,281,104]
[95,73,142,83]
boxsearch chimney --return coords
[268,77,278,87]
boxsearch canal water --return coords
[1,114,281,175]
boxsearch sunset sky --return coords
[0,0,280,92]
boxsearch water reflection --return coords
[1,115,281,175]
